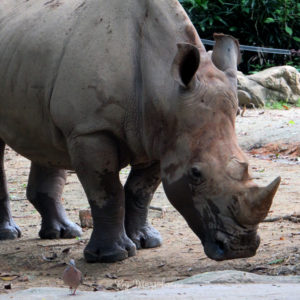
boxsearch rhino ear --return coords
[171,43,200,88]
[211,33,241,86]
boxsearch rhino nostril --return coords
[215,240,226,257]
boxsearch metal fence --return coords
[201,39,291,55]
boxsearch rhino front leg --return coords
[26,163,82,239]
[125,163,162,249]
[0,139,21,239]
[68,134,136,263]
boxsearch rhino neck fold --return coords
[135,0,205,161]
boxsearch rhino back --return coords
[0,0,202,167]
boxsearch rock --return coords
[276,266,295,275]
[4,283,11,289]
[237,73,266,107]
[79,210,93,228]
[237,66,300,107]
[4,270,300,300]
[176,270,300,284]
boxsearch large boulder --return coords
[237,66,300,107]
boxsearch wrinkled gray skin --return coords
[0,0,280,262]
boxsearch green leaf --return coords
[199,0,208,10]
[285,25,293,36]
[288,120,295,125]
[242,7,250,14]
[293,37,300,42]
[264,17,275,23]
[268,258,285,265]
[215,16,228,26]
[229,26,237,31]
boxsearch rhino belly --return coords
[0,114,71,169]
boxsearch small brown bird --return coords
[63,259,82,295]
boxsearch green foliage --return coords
[286,57,300,72]
[248,62,276,74]
[179,0,299,48]
[265,100,291,109]
[265,98,300,109]
[179,0,300,73]
[249,56,300,74]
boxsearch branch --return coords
[263,214,300,223]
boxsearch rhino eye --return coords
[191,167,202,178]
[190,167,204,184]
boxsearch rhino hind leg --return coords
[68,134,136,263]
[0,139,21,240]
[26,163,82,239]
[125,163,162,249]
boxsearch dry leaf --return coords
[105,273,118,279]
[41,253,58,261]
[93,285,104,291]
[62,247,71,254]
[18,276,29,282]
[0,275,19,281]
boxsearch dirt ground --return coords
[0,109,299,294]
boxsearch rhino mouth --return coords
[202,231,260,261]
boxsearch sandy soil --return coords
[0,109,299,294]
[236,107,300,150]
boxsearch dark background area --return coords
[179,0,300,74]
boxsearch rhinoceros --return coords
[0,0,280,263]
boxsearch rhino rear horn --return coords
[211,33,241,86]
[171,43,200,88]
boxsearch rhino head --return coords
[160,34,280,261]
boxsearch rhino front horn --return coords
[237,176,281,225]
[249,176,281,223]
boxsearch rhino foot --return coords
[0,222,21,240]
[84,234,136,263]
[127,224,162,249]
[39,220,82,239]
